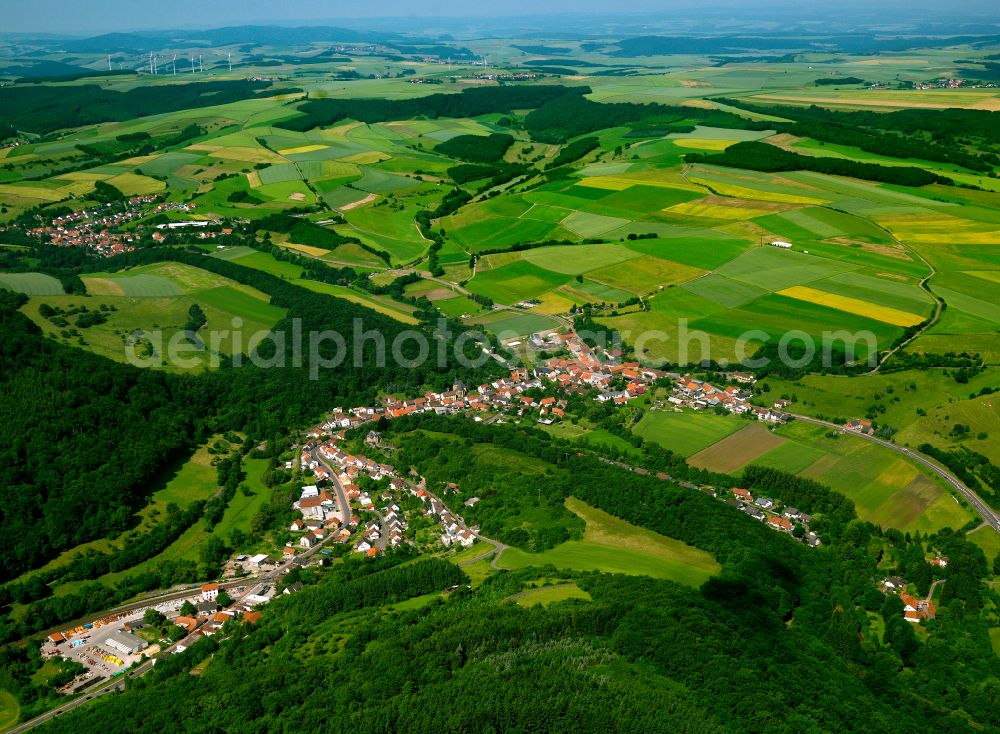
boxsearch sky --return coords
[3,0,998,35]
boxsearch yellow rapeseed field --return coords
[777,285,925,326]
[686,177,829,205]
[665,201,771,220]
[277,144,329,155]
[672,138,734,151]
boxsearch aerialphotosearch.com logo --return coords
[123,317,882,376]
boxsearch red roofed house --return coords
[767,516,792,532]
[174,616,198,633]
[242,611,263,625]
[900,593,936,622]
[201,583,220,601]
[732,488,753,502]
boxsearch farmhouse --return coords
[901,593,936,622]
[846,419,874,435]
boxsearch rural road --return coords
[10,518,345,733]
[309,446,351,524]
[790,414,1000,531]
[409,479,508,569]
[926,579,945,605]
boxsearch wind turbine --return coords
[190,54,196,73]
[108,54,112,71]
[149,52,154,74]
[199,55,204,73]
[172,54,177,75]
[228,51,232,72]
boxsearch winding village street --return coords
[16,330,986,733]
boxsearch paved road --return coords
[6,648,157,733]
[10,518,345,733]
[309,446,351,525]
[411,479,508,567]
[791,414,1000,531]
[926,579,946,605]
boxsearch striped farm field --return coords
[0,272,65,295]
[0,184,65,202]
[575,177,632,191]
[587,255,704,294]
[664,199,773,220]
[777,285,925,327]
[561,211,631,238]
[576,175,699,193]
[685,177,829,205]
[671,138,734,151]
[278,144,329,156]
[879,215,1000,245]
[280,242,335,257]
[86,274,182,297]
[688,424,786,474]
[633,411,743,457]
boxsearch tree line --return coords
[686,141,950,187]
[276,85,571,133]
[0,80,298,135]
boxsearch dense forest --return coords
[546,136,600,169]
[522,89,767,143]
[0,289,215,581]
[30,418,1000,734]
[276,85,571,132]
[0,80,297,135]
[435,132,514,163]
[0,246,504,585]
[716,99,1000,171]
[685,141,950,187]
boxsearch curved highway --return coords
[791,414,1000,531]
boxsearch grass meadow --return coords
[497,497,719,586]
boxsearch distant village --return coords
[11,196,200,256]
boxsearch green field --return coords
[471,310,559,337]
[21,262,287,371]
[633,411,744,457]
[0,272,65,296]
[0,690,18,732]
[770,421,974,532]
[50,454,274,597]
[968,527,1000,568]
[513,583,592,607]
[497,497,719,586]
